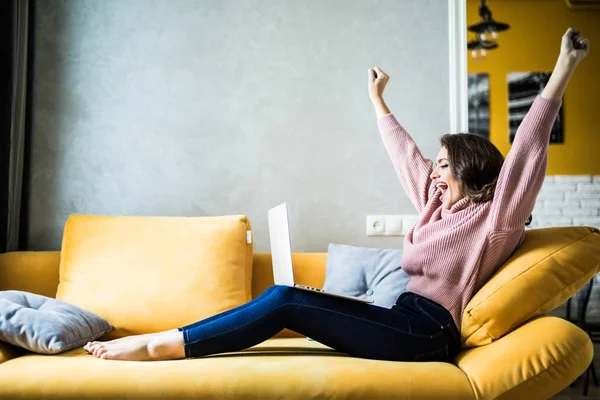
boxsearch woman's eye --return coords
[441,165,448,169]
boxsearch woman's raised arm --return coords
[489,28,589,232]
[369,67,435,213]
[542,28,589,101]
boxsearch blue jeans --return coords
[178,285,461,362]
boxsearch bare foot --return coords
[84,330,173,353]
[84,329,185,361]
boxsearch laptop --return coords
[267,202,373,304]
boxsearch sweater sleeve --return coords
[489,95,562,232]
[377,114,434,213]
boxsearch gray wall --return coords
[28,0,451,252]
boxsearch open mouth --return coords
[436,182,448,201]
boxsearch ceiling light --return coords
[468,0,509,48]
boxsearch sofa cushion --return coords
[323,244,410,309]
[56,215,253,339]
[462,226,600,348]
[0,338,474,400]
[0,290,112,354]
[456,315,593,400]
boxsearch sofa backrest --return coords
[2,221,598,347]
[0,251,60,298]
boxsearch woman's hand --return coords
[368,66,389,100]
[541,28,589,101]
[559,28,589,66]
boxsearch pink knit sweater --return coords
[377,95,562,330]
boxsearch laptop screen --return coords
[267,203,295,287]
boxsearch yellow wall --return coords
[467,0,600,175]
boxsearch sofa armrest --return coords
[0,251,61,298]
[456,315,592,400]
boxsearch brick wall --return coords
[530,175,600,230]
[536,176,600,320]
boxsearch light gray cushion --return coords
[323,244,411,309]
[0,290,112,354]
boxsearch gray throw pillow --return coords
[323,244,410,309]
[0,290,112,354]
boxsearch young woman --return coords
[85,28,589,363]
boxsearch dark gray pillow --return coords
[323,244,410,309]
[0,290,112,354]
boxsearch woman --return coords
[85,28,589,362]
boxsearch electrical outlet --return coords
[366,215,385,236]
[367,215,419,236]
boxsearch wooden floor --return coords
[553,342,599,399]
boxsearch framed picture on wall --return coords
[508,72,564,144]
[468,73,490,140]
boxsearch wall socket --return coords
[366,215,385,236]
[366,215,419,237]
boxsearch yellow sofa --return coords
[0,215,599,400]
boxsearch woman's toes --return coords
[97,347,108,359]
[93,345,104,358]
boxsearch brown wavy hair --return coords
[439,133,533,227]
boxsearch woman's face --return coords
[430,146,464,209]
